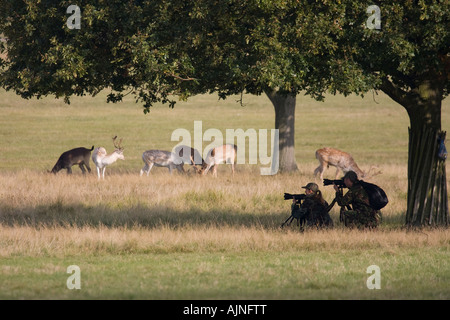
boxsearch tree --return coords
[0,0,366,173]
[1,0,448,226]
[340,1,449,227]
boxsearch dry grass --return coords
[0,168,448,260]
[0,167,407,225]
[1,224,448,258]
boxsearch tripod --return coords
[280,202,306,229]
[280,214,297,228]
[326,187,352,226]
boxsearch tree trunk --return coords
[404,81,449,227]
[406,106,449,227]
[381,77,449,227]
[265,90,298,173]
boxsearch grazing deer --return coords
[199,144,237,177]
[314,147,380,180]
[50,146,94,174]
[173,145,206,173]
[140,150,185,176]
[92,136,125,179]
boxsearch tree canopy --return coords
[1,1,448,108]
[0,1,379,108]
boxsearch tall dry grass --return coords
[1,167,448,259]
[0,166,408,228]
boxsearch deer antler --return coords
[112,136,124,150]
[366,165,382,178]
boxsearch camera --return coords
[283,193,307,201]
[323,179,347,188]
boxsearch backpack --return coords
[360,180,389,210]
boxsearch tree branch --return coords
[164,72,197,81]
[379,77,416,111]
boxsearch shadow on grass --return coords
[0,201,405,230]
[0,201,290,230]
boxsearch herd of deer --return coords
[50,137,380,180]
[50,136,239,179]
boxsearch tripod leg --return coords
[281,215,294,228]
[287,216,295,226]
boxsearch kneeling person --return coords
[293,182,333,229]
[333,171,381,228]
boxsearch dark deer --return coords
[173,145,206,173]
[50,146,94,174]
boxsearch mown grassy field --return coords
[0,89,449,300]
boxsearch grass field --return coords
[0,89,449,300]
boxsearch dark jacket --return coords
[336,182,375,215]
[300,196,332,227]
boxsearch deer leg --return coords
[140,163,149,177]
[96,167,101,179]
[141,162,153,176]
[102,167,106,179]
[334,167,340,179]
[319,167,325,180]
[314,165,323,178]
[228,157,236,176]
[202,164,212,175]
[79,164,86,174]
[148,163,154,176]
[67,166,72,174]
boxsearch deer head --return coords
[112,136,124,152]
[362,166,383,179]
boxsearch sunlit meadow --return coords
[0,89,449,299]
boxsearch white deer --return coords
[199,144,237,177]
[92,136,125,180]
[314,147,380,180]
[140,150,185,176]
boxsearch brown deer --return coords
[314,147,380,180]
[198,144,238,177]
[92,136,125,179]
[173,145,206,174]
[50,146,94,174]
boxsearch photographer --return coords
[293,182,333,228]
[333,171,381,228]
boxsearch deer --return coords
[198,144,237,177]
[314,147,381,180]
[173,145,206,174]
[50,146,94,174]
[92,136,125,179]
[140,149,185,176]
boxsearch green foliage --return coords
[2,1,447,112]
[347,1,449,100]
